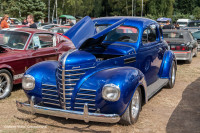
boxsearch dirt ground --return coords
[0,54,200,133]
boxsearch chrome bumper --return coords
[174,51,191,60]
[16,96,120,123]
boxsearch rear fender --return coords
[79,67,147,115]
[159,50,177,78]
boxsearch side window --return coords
[142,25,157,44]
[28,34,55,49]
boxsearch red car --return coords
[0,28,75,99]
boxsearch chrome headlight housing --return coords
[22,75,35,90]
[102,84,120,102]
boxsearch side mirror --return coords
[33,45,39,50]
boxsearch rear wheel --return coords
[166,61,176,88]
[0,69,13,99]
[120,87,142,125]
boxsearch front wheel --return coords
[166,61,176,88]
[0,69,13,99]
[120,87,142,125]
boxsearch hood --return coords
[63,16,128,49]
[60,50,96,70]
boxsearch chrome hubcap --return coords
[131,90,140,119]
[0,73,10,97]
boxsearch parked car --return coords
[0,28,75,99]
[163,29,198,63]
[49,26,71,35]
[38,24,60,30]
[192,30,200,50]
[184,20,200,33]
[177,19,191,28]
[16,16,176,125]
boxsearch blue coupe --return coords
[16,16,177,125]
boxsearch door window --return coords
[142,25,157,44]
[28,34,56,49]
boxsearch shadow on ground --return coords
[15,114,113,133]
[166,77,200,133]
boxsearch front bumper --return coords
[173,51,192,60]
[16,96,120,123]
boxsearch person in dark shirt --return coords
[27,14,37,29]
[163,20,175,29]
[68,19,74,26]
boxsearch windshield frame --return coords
[0,30,31,50]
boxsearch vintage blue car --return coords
[16,16,177,125]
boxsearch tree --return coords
[193,7,200,20]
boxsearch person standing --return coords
[22,19,28,25]
[163,20,175,29]
[1,14,9,29]
[68,19,74,26]
[27,14,37,28]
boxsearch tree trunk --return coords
[48,0,51,23]
[55,0,57,23]
[52,1,55,23]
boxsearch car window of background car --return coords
[0,31,29,49]
[188,22,200,27]
[28,34,54,49]
[104,26,138,43]
[192,31,200,39]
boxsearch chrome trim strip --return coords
[76,98,95,101]
[77,93,96,97]
[42,89,57,92]
[43,98,59,102]
[79,88,96,92]
[65,73,85,76]
[75,103,95,106]
[65,79,80,81]
[74,107,96,111]
[42,84,57,87]
[16,99,120,123]
[65,83,76,86]
[42,93,58,97]
[43,102,60,106]
[64,67,96,72]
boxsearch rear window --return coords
[163,32,184,39]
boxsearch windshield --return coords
[187,22,200,27]
[163,32,184,39]
[96,25,139,43]
[192,31,200,39]
[177,22,187,25]
[50,27,70,34]
[0,31,30,49]
[104,26,139,43]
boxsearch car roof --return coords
[2,28,53,34]
[93,16,157,29]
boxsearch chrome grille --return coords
[74,88,97,112]
[41,84,60,107]
[57,64,95,110]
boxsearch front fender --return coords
[80,67,146,115]
[24,61,59,103]
[159,50,177,78]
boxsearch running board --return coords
[147,78,168,100]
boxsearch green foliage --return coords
[193,7,200,20]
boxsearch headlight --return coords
[22,75,35,90]
[102,84,120,101]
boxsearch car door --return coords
[27,33,59,68]
[137,24,163,86]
